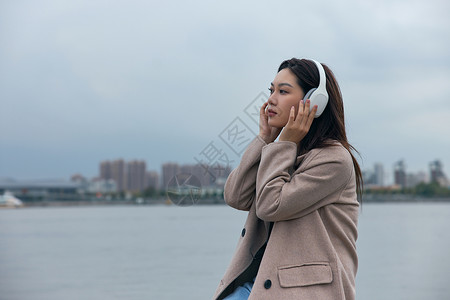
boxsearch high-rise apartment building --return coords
[126,160,146,192]
[100,161,112,181]
[99,159,125,191]
[374,163,384,186]
[430,160,447,185]
[100,161,110,179]
[111,159,125,192]
[394,160,406,187]
[99,159,149,192]
[162,163,180,189]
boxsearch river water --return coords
[1,203,449,300]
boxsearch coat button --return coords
[264,279,272,289]
[241,228,246,237]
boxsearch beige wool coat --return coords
[213,135,359,300]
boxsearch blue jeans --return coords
[223,278,255,300]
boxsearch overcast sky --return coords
[0,0,449,182]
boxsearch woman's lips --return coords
[268,109,277,117]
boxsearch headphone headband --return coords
[304,59,329,118]
[310,59,327,92]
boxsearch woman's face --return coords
[267,68,305,128]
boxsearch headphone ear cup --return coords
[303,88,316,100]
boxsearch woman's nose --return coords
[268,94,277,106]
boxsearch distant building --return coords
[362,163,385,187]
[394,160,407,188]
[97,159,233,193]
[111,159,126,192]
[126,160,146,193]
[0,180,80,202]
[429,160,448,186]
[70,173,89,192]
[88,178,117,194]
[162,163,180,189]
[100,159,126,191]
[181,164,210,187]
[145,171,159,190]
[100,159,149,192]
[374,163,384,186]
[100,161,112,181]
[406,171,428,187]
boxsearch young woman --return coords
[213,58,362,300]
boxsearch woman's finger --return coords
[296,100,304,123]
[300,99,311,126]
[260,102,269,115]
[259,102,269,133]
[288,105,295,124]
[305,104,318,128]
[260,102,269,124]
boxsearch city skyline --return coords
[84,158,232,193]
[1,156,448,187]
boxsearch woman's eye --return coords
[280,90,287,94]
[268,88,273,94]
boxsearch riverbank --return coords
[5,194,449,208]
[362,194,450,203]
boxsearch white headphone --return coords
[303,59,329,118]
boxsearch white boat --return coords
[0,191,24,208]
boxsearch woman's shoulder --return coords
[308,139,350,155]
[300,140,354,170]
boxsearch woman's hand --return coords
[258,102,282,144]
[279,99,317,144]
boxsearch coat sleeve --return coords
[255,141,354,222]
[223,135,267,211]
